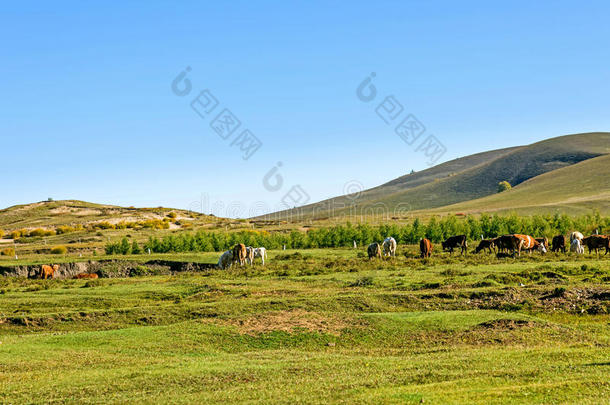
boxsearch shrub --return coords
[95,221,115,230]
[50,246,67,254]
[167,212,177,219]
[131,241,142,254]
[1,248,15,257]
[56,225,75,235]
[0,230,4,239]
[497,181,512,193]
[28,228,55,237]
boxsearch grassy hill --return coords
[263,132,610,220]
[425,153,610,216]
[0,200,213,231]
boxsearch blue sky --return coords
[1,1,608,216]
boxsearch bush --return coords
[0,230,4,239]
[56,225,75,235]
[167,212,177,219]
[497,181,512,193]
[28,228,55,237]
[50,246,67,254]
[1,248,15,257]
[9,230,23,239]
[131,241,142,254]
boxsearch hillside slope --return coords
[425,153,610,216]
[0,200,215,231]
[262,132,610,220]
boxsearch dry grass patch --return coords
[225,309,355,336]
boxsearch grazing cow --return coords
[253,247,268,265]
[75,273,98,279]
[582,235,610,255]
[232,243,247,266]
[245,246,255,266]
[570,239,584,254]
[514,234,547,255]
[475,239,495,254]
[217,250,233,269]
[367,242,382,259]
[382,237,397,257]
[535,237,549,250]
[570,231,584,243]
[442,235,468,255]
[551,235,566,253]
[420,238,432,258]
[493,235,523,256]
[40,264,59,279]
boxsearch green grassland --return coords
[1,248,609,404]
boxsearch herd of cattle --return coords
[366,231,609,259]
[35,232,608,278]
[218,232,609,271]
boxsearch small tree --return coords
[119,237,131,255]
[131,241,142,254]
[497,181,512,193]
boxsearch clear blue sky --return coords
[1,1,608,216]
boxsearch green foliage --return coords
[98,213,608,255]
[106,237,132,255]
[50,245,67,254]
[131,241,142,255]
[497,181,512,193]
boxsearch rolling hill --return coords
[262,132,610,220]
[0,200,215,231]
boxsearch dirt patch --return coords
[227,310,353,335]
[476,319,535,330]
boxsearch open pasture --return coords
[1,247,609,404]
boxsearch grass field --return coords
[1,248,609,404]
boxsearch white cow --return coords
[217,250,233,269]
[253,247,268,265]
[245,246,256,266]
[382,237,397,257]
[570,239,584,254]
[570,231,584,243]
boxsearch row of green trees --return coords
[106,213,609,254]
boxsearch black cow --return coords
[475,239,495,254]
[551,235,566,253]
[442,235,468,255]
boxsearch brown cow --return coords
[40,264,59,279]
[420,238,432,258]
[75,273,99,279]
[582,235,610,255]
[232,243,247,266]
[514,234,547,255]
[551,235,566,253]
[367,242,382,259]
